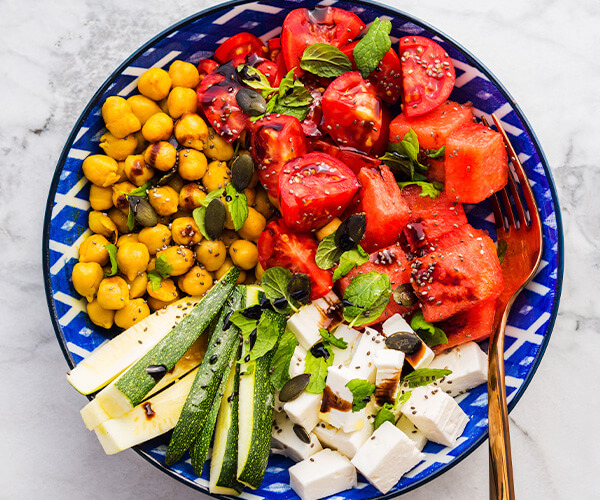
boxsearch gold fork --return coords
[486,114,543,500]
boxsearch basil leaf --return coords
[230,310,259,342]
[374,403,395,430]
[342,271,392,327]
[103,244,118,277]
[246,311,284,362]
[427,146,445,159]
[269,102,310,122]
[497,240,508,264]
[126,181,152,199]
[237,64,277,99]
[345,379,375,412]
[332,245,369,281]
[300,43,353,78]
[269,330,297,391]
[319,328,347,350]
[225,183,248,231]
[395,390,412,407]
[403,368,452,389]
[353,18,392,78]
[397,181,444,199]
[410,311,448,347]
[277,69,295,98]
[315,233,344,270]
[154,254,172,279]
[261,266,298,314]
[304,343,334,394]
[192,188,225,240]
[147,270,163,291]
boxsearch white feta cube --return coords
[313,411,374,459]
[396,415,427,451]
[271,411,322,462]
[373,349,405,406]
[289,449,357,500]
[381,314,434,369]
[428,341,488,396]
[348,328,386,383]
[330,324,361,366]
[284,391,323,433]
[351,421,423,493]
[319,365,365,432]
[289,345,307,378]
[400,386,469,447]
[287,292,341,350]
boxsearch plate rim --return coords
[42,0,564,497]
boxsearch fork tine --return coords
[506,166,528,228]
[499,188,517,229]
[490,193,506,234]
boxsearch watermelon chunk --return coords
[445,121,509,203]
[426,158,445,183]
[410,224,503,322]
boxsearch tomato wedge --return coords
[214,32,266,64]
[322,71,382,153]
[308,138,380,175]
[258,219,333,300]
[250,114,308,196]
[281,6,365,75]
[278,152,360,232]
[233,52,283,87]
[197,59,219,82]
[399,36,456,117]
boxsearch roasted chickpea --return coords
[88,211,118,243]
[97,276,129,310]
[112,181,137,214]
[124,154,154,186]
[157,97,169,114]
[244,188,256,207]
[146,277,179,302]
[82,154,120,187]
[229,239,259,271]
[87,298,115,329]
[142,112,174,143]
[114,298,150,329]
[220,229,239,248]
[99,132,138,161]
[116,242,150,281]
[124,272,148,299]
[168,60,200,89]
[237,207,266,242]
[202,161,230,192]
[127,94,162,126]
[178,149,208,181]
[89,185,113,211]
[138,224,171,254]
[178,266,213,296]
[171,217,202,246]
[214,257,246,283]
[179,183,206,211]
[166,174,185,193]
[174,113,208,150]
[133,130,149,155]
[138,67,172,101]
[316,217,342,242]
[115,160,128,182]
[116,234,139,247]
[147,295,177,311]
[205,128,234,161]
[157,246,195,276]
[79,234,110,265]
[72,262,104,302]
[108,207,131,234]
[144,141,177,171]
[253,188,274,220]
[102,96,131,125]
[148,185,179,216]
[146,257,156,273]
[195,239,226,272]
[106,112,141,139]
[267,192,280,210]
[255,261,265,281]
[167,87,197,119]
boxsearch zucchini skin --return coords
[115,267,240,408]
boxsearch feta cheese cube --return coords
[348,328,386,383]
[330,324,361,366]
[373,349,405,406]
[396,415,427,451]
[313,411,374,459]
[400,386,469,447]
[284,391,323,433]
[289,345,307,378]
[287,291,342,350]
[381,314,435,369]
[351,421,423,494]
[319,365,365,432]
[271,411,322,462]
[428,341,488,396]
[289,449,357,500]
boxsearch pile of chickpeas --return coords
[72,60,275,331]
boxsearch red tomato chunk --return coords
[214,32,266,63]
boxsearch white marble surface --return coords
[0,0,598,498]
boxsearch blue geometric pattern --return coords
[42,0,563,498]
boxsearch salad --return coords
[66,5,510,499]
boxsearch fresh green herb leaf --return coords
[278,71,313,107]
[269,330,297,391]
[403,368,452,388]
[103,244,118,277]
[126,182,152,199]
[147,270,163,291]
[315,233,345,270]
[342,271,392,327]
[154,254,173,279]
[345,379,375,412]
[353,18,392,78]
[126,207,135,231]
[383,129,429,181]
[230,309,259,344]
[395,390,412,407]
[397,181,444,199]
[236,64,277,99]
[300,43,353,78]
[373,403,395,430]
[497,240,508,264]
[319,328,348,350]
[246,311,283,362]
[332,245,369,281]
[261,266,298,314]
[192,188,225,240]
[304,343,334,394]
[225,182,249,231]
[410,310,448,347]
[277,69,295,97]
[426,146,445,159]
[269,102,311,121]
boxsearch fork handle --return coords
[488,305,516,500]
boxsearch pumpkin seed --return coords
[279,373,311,402]
[156,167,177,186]
[335,213,366,251]
[287,273,311,305]
[231,153,255,191]
[393,283,419,307]
[385,332,422,355]
[204,198,227,239]
[236,88,267,116]
[129,196,158,227]
[293,424,311,444]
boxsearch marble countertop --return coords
[1,0,597,498]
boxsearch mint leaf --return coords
[332,245,369,281]
[315,233,344,270]
[193,188,225,240]
[230,310,258,342]
[237,64,277,99]
[374,403,395,430]
[343,271,392,327]
[395,390,412,407]
[126,207,135,231]
[247,311,283,362]
[269,102,310,121]
[397,181,444,199]
[147,270,163,291]
[403,368,452,389]
[278,71,312,107]
[154,254,172,279]
[126,181,152,199]
[261,266,298,315]
[304,343,334,394]
[353,18,392,78]
[104,244,118,277]
[319,328,347,350]
[225,182,248,231]
[410,311,448,347]
[270,330,297,391]
[426,146,445,159]
[345,379,375,412]
[300,43,352,78]
[384,128,429,181]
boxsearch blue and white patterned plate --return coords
[42,0,564,498]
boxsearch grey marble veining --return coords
[0,0,598,498]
